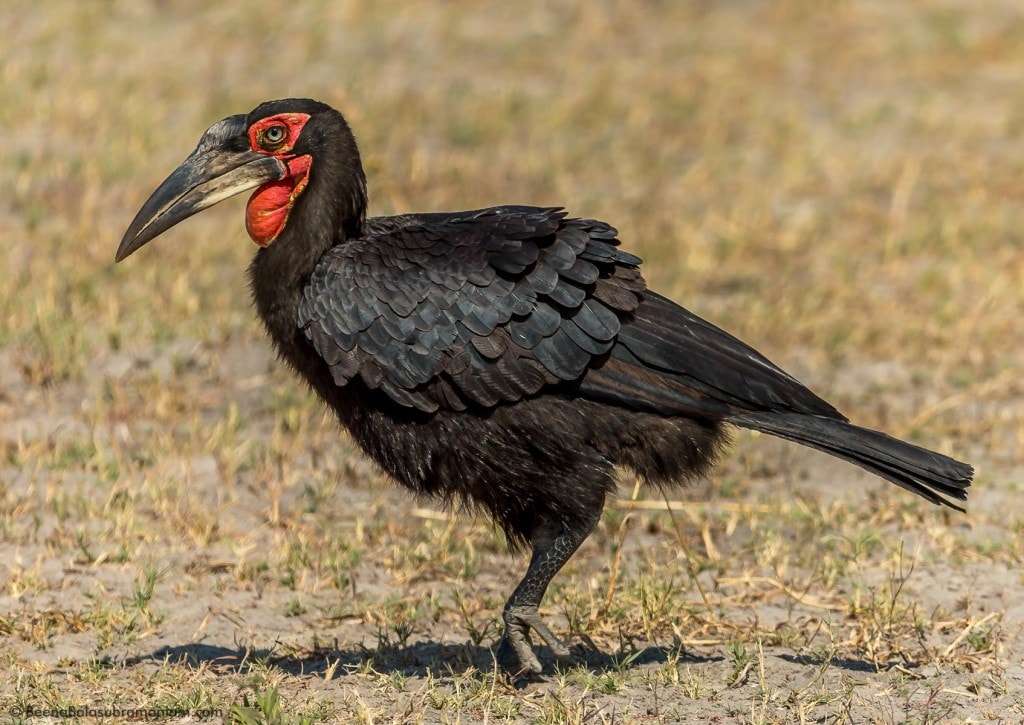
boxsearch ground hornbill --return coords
[116,98,972,674]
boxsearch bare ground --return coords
[2,340,1021,721]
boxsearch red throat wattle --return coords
[246,154,312,246]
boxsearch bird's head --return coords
[116,98,366,263]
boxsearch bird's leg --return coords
[496,514,599,674]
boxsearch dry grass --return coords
[1,0,1023,722]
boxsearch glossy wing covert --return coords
[297,206,645,412]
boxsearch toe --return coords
[496,635,542,674]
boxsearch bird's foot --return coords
[496,605,571,675]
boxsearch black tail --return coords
[731,412,972,511]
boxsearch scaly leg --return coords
[496,512,600,674]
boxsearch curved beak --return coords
[116,115,286,262]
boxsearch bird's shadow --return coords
[776,651,887,673]
[123,640,888,684]
[124,640,722,683]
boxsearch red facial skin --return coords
[245,113,313,247]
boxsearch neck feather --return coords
[248,126,367,353]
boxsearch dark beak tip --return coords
[114,230,144,263]
[114,138,286,264]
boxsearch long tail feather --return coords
[731,412,972,511]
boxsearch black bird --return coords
[116,99,972,674]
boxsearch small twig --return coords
[941,611,999,658]
[717,576,846,611]
[603,477,642,613]
[609,499,776,514]
[410,507,455,521]
[660,491,718,622]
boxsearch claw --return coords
[496,631,542,674]
[496,605,571,674]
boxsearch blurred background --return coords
[1,0,1022,719]
[4,1,1021,434]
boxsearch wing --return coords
[299,204,844,420]
[579,291,846,420]
[297,206,645,412]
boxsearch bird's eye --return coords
[261,124,288,149]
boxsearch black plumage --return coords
[116,98,973,675]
